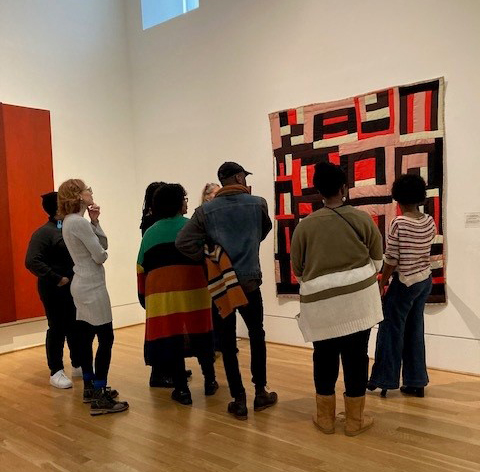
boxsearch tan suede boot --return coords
[344,395,374,436]
[312,394,336,434]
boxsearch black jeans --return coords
[170,346,215,391]
[38,281,81,376]
[212,303,222,352]
[220,288,267,398]
[313,329,371,398]
[77,321,114,382]
[147,331,215,389]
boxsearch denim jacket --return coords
[176,189,272,288]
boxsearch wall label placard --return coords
[465,212,480,228]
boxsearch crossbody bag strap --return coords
[327,206,365,246]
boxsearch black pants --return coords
[38,281,81,376]
[220,288,267,398]
[171,346,215,391]
[313,329,371,398]
[149,333,215,390]
[212,303,222,352]
[77,321,114,382]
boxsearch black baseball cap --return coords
[217,162,252,181]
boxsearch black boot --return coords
[90,388,128,416]
[400,386,424,397]
[204,380,219,396]
[84,381,119,403]
[149,374,174,388]
[367,381,388,398]
[198,353,217,395]
[83,380,94,403]
[171,388,192,405]
[254,388,278,411]
[228,392,248,420]
[150,364,176,388]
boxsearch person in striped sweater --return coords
[291,162,383,436]
[368,174,436,398]
[137,184,217,405]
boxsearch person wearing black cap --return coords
[25,192,82,389]
[176,162,277,420]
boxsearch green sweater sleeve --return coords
[290,223,305,279]
[365,217,383,271]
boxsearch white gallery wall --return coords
[0,0,144,354]
[125,0,480,374]
[1,0,479,375]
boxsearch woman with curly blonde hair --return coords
[58,179,128,416]
[201,183,220,204]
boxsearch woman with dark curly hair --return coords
[140,182,165,236]
[137,183,217,405]
[368,174,436,398]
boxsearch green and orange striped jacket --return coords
[137,215,212,342]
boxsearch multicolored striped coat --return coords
[137,215,213,364]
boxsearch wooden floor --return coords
[0,325,479,472]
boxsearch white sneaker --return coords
[71,366,83,378]
[50,370,73,389]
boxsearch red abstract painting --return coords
[0,103,54,323]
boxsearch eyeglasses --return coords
[83,186,92,193]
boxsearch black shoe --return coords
[253,390,278,411]
[228,393,248,420]
[83,383,118,403]
[400,386,424,397]
[204,380,219,396]
[150,375,174,388]
[171,389,192,405]
[367,381,388,397]
[90,388,128,416]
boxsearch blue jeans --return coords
[369,274,432,389]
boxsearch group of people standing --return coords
[25,160,436,434]
[137,162,277,418]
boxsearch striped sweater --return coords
[291,206,383,342]
[137,216,212,342]
[204,245,248,318]
[384,215,436,287]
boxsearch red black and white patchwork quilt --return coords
[269,77,446,303]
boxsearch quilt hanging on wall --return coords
[269,77,446,303]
